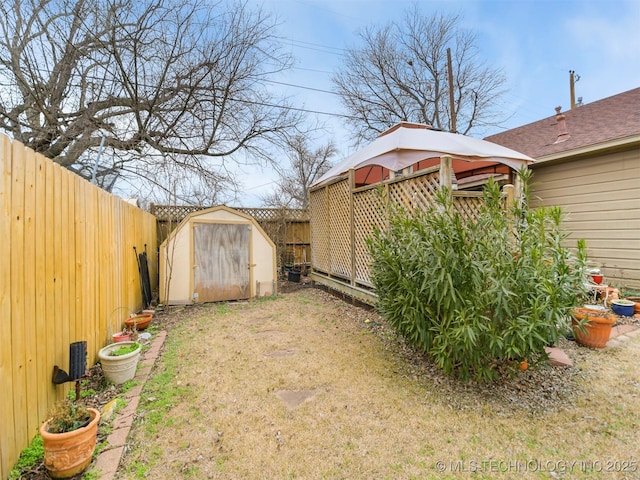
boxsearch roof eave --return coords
[532,134,640,166]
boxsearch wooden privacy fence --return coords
[152,204,310,268]
[0,134,157,479]
[309,163,514,304]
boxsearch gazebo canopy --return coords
[312,122,535,189]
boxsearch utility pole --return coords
[569,70,580,109]
[447,48,456,133]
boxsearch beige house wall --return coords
[529,149,640,290]
[160,206,277,304]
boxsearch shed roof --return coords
[485,87,640,159]
[312,122,534,188]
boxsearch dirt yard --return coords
[116,287,640,479]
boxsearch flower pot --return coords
[624,296,640,314]
[124,313,152,330]
[40,408,100,478]
[571,308,616,349]
[287,269,301,283]
[98,341,141,384]
[611,299,635,316]
[112,331,131,342]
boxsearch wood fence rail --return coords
[0,134,157,479]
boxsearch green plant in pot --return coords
[98,340,142,384]
[39,399,100,478]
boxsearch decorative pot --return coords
[40,408,100,478]
[124,313,152,330]
[571,308,616,349]
[112,331,131,342]
[98,341,141,384]
[624,296,640,314]
[611,300,635,317]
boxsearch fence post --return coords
[349,168,356,286]
[439,155,453,192]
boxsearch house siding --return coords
[529,149,640,290]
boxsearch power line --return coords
[263,79,338,96]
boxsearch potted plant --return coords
[611,299,635,317]
[39,400,100,478]
[98,341,142,384]
[571,306,617,349]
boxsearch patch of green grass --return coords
[123,333,191,474]
[121,379,140,393]
[216,303,230,315]
[9,435,44,480]
[83,470,100,480]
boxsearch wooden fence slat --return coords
[0,134,16,477]
[23,146,39,439]
[10,140,28,451]
[35,154,48,425]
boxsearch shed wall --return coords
[530,149,640,289]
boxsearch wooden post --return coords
[349,169,356,286]
[439,155,453,190]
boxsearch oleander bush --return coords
[368,169,587,382]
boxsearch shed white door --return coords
[193,222,250,302]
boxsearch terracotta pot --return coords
[124,313,152,330]
[112,332,131,342]
[571,308,616,349]
[624,296,640,314]
[40,408,100,478]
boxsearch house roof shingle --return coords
[485,87,640,159]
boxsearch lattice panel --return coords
[353,189,387,286]
[452,195,485,221]
[388,171,440,212]
[309,189,330,273]
[150,204,308,223]
[327,180,352,278]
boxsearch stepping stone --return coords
[265,349,295,358]
[275,390,317,409]
[610,324,638,338]
[544,346,573,367]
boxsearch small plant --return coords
[109,342,141,356]
[9,435,44,479]
[45,400,92,434]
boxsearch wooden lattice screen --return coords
[309,165,514,300]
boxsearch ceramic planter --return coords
[571,307,616,349]
[98,341,141,384]
[611,299,635,317]
[124,313,152,330]
[623,296,640,314]
[40,408,100,478]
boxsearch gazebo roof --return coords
[312,122,534,188]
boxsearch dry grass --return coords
[117,288,640,480]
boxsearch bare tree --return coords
[262,135,336,209]
[333,7,506,143]
[0,0,304,195]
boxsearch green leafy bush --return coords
[368,169,587,382]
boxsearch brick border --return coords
[93,331,167,480]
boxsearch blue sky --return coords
[238,0,640,206]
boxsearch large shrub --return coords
[368,169,586,382]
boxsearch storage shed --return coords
[160,206,277,304]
